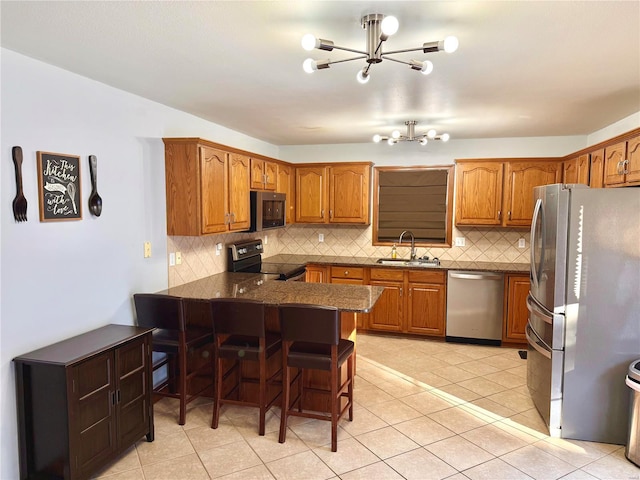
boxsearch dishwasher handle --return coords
[449,271,503,281]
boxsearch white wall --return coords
[0,49,278,480]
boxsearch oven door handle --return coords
[526,324,551,359]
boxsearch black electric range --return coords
[227,239,306,281]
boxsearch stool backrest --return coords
[210,298,266,337]
[134,293,185,331]
[279,304,340,345]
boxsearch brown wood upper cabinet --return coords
[455,159,560,227]
[276,163,295,225]
[603,134,640,187]
[250,158,277,191]
[164,138,250,235]
[589,149,605,188]
[295,163,371,224]
[562,153,590,185]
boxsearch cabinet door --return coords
[305,264,327,283]
[200,146,229,234]
[563,154,589,185]
[276,164,295,225]
[331,276,366,328]
[228,153,251,231]
[626,135,640,185]
[406,283,446,336]
[603,141,626,187]
[328,164,370,224]
[72,351,117,478]
[455,162,504,225]
[264,161,278,190]
[368,281,403,332]
[250,158,265,190]
[504,274,529,342]
[115,337,150,449]
[589,149,605,188]
[296,166,327,223]
[503,162,560,226]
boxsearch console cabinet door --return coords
[589,149,605,188]
[200,146,229,234]
[276,163,295,225]
[604,141,627,187]
[227,153,251,231]
[305,264,327,283]
[406,283,446,336]
[72,351,117,478]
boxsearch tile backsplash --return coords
[168,225,529,287]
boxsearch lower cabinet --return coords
[14,325,154,480]
[503,274,529,343]
[305,264,328,283]
[329,267,366,328]
[367,268,446,337]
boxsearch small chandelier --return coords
[373,121,450,145]
[302,13,458,84]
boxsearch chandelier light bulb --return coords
[356,69,370,84]
[441,133,450,142]
[419,138,428,146]
[373,134,382,143]
[301,34,317,51]
[381,16,399,36]
[302,58,316,73]
[443,36,459,53]
[421,60,434,75]
[427,129,437,139]
[391,130,401,139]
[387,138,395,145]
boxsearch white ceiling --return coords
[2,1,639,146]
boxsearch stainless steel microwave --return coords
[248,191,286,231]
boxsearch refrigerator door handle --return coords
[526,324,551,359]
[527,293,553,325]
[530,198,545,289]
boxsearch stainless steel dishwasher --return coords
[446,270,504,346]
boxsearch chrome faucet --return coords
[398,230,416,260]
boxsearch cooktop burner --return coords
[227,239,306,280]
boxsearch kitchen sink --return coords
[376,258,440,267]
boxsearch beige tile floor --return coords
[93,334,639,480]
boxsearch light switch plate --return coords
[144,241,152,258]
[169,252,175,266]
[518,238,526,248]
[318,233,324,243]
[454,237,465,247]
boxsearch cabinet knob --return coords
[344,270,349,276]
[498,210,502,220]
[623,159,629,175]
[508,211,512,220]
[321,209,325,218]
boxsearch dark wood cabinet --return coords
[14,324,154,480]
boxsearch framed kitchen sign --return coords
[36,151,82,221]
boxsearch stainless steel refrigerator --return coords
[527,183,640,444]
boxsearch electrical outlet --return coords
[144,241,152,258]
[318,233,324,243]
[169,252,175,266]
[518,238,526,248]
[176,252,182,264]
[264,235,268,245]
[454,237,466,247]
[215,243,222,256]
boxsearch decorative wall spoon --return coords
[88,155,102,217]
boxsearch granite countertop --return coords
[158,272,384,313]
[264,254,530,274]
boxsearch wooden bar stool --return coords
[133,293,214,425]
[278,304,354,452]
[210,298,281,435]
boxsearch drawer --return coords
[330,266,364,280]
[408,270,445,284]
[369,268,404,282]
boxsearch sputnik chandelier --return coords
[302,13,458,84]
[373,121,450,145]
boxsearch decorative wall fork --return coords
[12,146,27,222]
